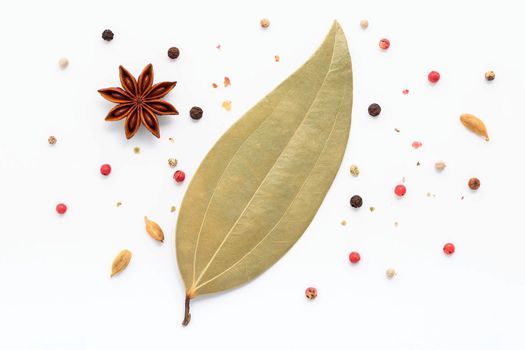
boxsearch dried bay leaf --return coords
[176,21,353,325]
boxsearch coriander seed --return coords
[58,58,69,69]
[386,268,396,279]
[485,70,495,81]
[168,158,178,168]
[168,47,180,59]
[350,164,360,177]
[360,19,369,29]
[48,136,57,145]
[260,18,270,29]
[435,161,446,171]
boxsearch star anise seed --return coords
[98,64,178,139]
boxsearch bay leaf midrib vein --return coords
[192,36,339,289]
[195,75,349,291]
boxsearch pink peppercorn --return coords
[100,164,112,176]
[305,287,318,300]
[379,38,390,50]
[174,170,186,183]
[428,71,440,83]
[56,203,67,214]
[349,251,361,264]
[443,243,455,255]
[394,184,407,197]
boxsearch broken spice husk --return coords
[111,249,132,277]
[144,216,164,242]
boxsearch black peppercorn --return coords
[168,47,180,59]
[102,29,114,41]
[350,195,363,208]
[190,106,203,120]
[368,103,381,117]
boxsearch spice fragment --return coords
[58,58,69,69]
[171,206,177,213]
[224,77,231,87]
[168,158,178,168]
[260,18,270,29]
[133,147,140,154]
[144,216,165,242]
[48,136,57,145]
[274,55,280,62]
[485,70,495,81]
[360,19,369,29]
[116,201,122,207]
[212,83,218,88]
[349,164,360,177]
[386,268,396,279]
[435,161,446,171]
[340,220,347,226]
[222,100,232,111]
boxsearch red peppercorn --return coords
[443,243,455,255]
[100,164,112,176]
[394,184,406,197]
[428,71,440,83]
[56,203,67,214]
[305,287,318,300]
[174,170,186,183]
[349,251,361,264]
[379,38,390,50]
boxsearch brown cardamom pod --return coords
[144,216,165,243]
[460,113,489,141]
[111,249,132,277]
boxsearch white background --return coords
[1,0,524,349]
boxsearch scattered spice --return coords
[168,158,178,168]
[102,29,114,41]
[190,106,204,120]
[368,103,381,117]
[386,268,396,279]
[340,220,347,226]
[58,58,69,69]
[100,164,112,176]
[174,170,186,183]
[369,206,375,212]
[350,195,363,208]
[216,44,221,50]
[222,100,232,111]
[111,249,132,277]
[168,47,180,59]
[305,287,317,300]
[428,70,440,83]
[435,161,446,171]
[485,70,496,81]
[402,89,409,95]
[349,164,360,177]
[48,136,57,145]
[360,19,369,29]
[98,64,178,139]
[379,38,390,50]
[260,18,270,29]
[468,177,480,190]
[274,55,280,62]
[56,203,67,215]
[171,206,177,213]
[394,128,400,133]
[443,243,455,255]
[416,161,421,166]
[349,251,361,264]
[168,137,175,143]
[133,147,140,154]
[224,77,231,87]
[144,216,165,242]
[394,184,406,197]
[116,201,122,207]
[394,221,399,227]
[412,141,422,149]
[460,113,489,141]
[212,83,218,88]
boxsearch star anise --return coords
[98,64,178,139]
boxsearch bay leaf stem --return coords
[182,295,191,326]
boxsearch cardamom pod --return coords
[144,216,164,242]
[111,249,132,277]
[460,113,489,141]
